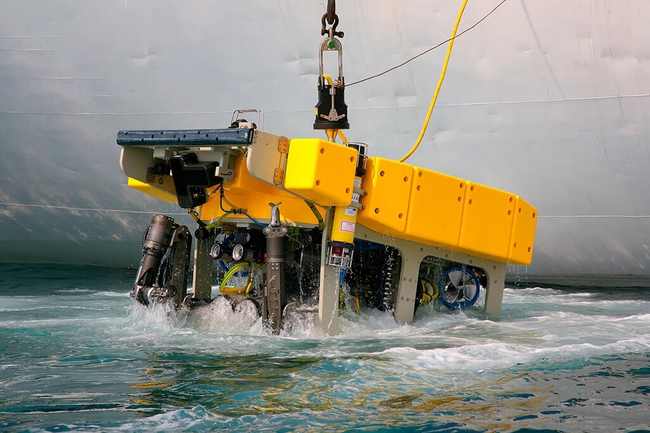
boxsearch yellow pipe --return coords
[398,0,468,163]
[326,129,339,142]
[220,262,263,295]
[337,129,349,144]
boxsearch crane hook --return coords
[321,0,344,37]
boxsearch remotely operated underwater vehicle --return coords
[118,3,537,335]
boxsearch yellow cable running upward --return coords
[398,0,468,163]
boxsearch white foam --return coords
[189,297,264,335]
[98,405,229,432]
[104,284,650,370]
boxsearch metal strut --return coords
[262,203,288,333]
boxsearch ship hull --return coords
[1,0,649,282]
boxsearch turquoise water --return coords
[1,263,649,432]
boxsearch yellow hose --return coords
[337,129,349,144]
[304,200,325,230]
[219,262,263,295]
[398,0,468,163]
[219,285,249,296]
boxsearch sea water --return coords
[1,263,649,432]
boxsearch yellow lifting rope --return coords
[398,0,468,163]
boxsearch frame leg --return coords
[318,208,340,336]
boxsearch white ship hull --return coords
[1,0,649,282]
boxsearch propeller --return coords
[439,266,481,309]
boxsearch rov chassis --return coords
[118,115,537,335]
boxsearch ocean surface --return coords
[1,263,649,432]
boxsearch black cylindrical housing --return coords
[134,215,176,291]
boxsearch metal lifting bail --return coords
[314,0,349,130]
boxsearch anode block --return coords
[283,138,357,207]
[458,181,516,262]
[507,196,538,265]
[403,167,466,249]
[358,157,413,234]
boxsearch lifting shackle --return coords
[314,1,349,130]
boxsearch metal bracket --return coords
[273,168,284,185]
[278,136,289,154]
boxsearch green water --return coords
[1,264,649,432]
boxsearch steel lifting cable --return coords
[347,0,507,87]
[318,0,504,158]
[326,0,336,24]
